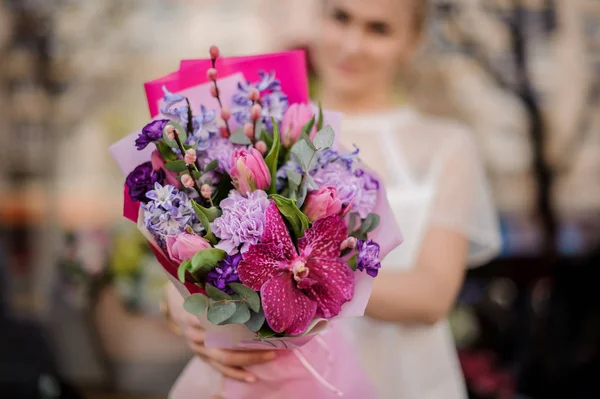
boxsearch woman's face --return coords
[312,0,417,98]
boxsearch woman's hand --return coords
[164,282,277,382]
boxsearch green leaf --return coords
[301,116,316,145]
[203,159,219,173]
[165,160,188,172]
[190,249,226,277]
[222,301,251,325]
[207,300,237,325]
[257,324,279,339]
[295,179,309,209]
[261,129,274,150]
[313,125,334,151]
[347,254,358,271]
[192,170,203,180]
[348,213,358,233]
[291,139,317,173]
[245,308,266,332]
[286,170,302,186]
[183,294,209,315]
[177,259,191,283]
[304,174,319,190]
[156,141,177,162]
[359,213,381,236]
[229,127,252,145]
[316,101,324,131]
[229,283,260,313]
[162,122,188,149]
[270,194,310,238]
[205,283,232,301]
[191,200,217,244]
[264,117,281,194]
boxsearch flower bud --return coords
[206,68,218,81]
[243,122,254,140]
[255,140,267,155]
[165,125,177,141]
[248,88,260,102]
[210,85,218,98]
[184,148,197,165]
[181,174,195,188]
[209,45,220,60]
[220,107,231,121]
[250,104,262,121]
[201,184,212,199]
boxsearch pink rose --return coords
[302,185,343,222]
[230,147,271,194]
[151,150,181,188]
[281,103,316,148]
[166,233,211,264]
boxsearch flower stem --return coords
[209,65,232,137]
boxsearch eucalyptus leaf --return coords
[183,294,209,315]
[254,119,264,141]
[304,174,319,190]
[264,117,281,194]
[207,301,237,325]
[205,283,232,301]
[190,249,226,277]
[229,283,261,313]
[285,170,302,186]
[162,122,187,149]
[291,139,316,172]
[313,125,334,151]
[347,254,358,271]
[165,160,188,172]
[348,213,358,233]
[271,194,309,239]
[177,259,191,283]
[222,302,251,325]
[203,159,219,173]
[229,127,252,145]
[295,179,309,209]
[359,213,381,236]
[257,324,279,339]
[245,308,266,332]
[301,116,316,147]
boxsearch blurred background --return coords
[0,0,599,398]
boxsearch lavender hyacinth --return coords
[356,240,381,277]
[205,253,242,294]
[189,105,218,150]
[211,190,270,254]
[197,136,237,174]
[142,183,199,247]
[231,71,288,130]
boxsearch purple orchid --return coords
[238,202,354,335]
[135,119,169,150]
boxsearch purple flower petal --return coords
[238,243,288,290]
[303,258,354,318]
[299,215,347,259]
[261,202,296,259]
[261,272,317,335]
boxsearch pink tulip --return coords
[281,103,316,148]
[230,147,271,194]
[166,233,211,264]
[302,185,343,222]
[151,150,181,188]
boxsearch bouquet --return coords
[110,47,402,398]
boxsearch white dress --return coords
[339,107,501,399]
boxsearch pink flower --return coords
[230,147,271,194]
[238,202,354,335]
[166,233,211,264]
[302,185,343,222]
[281,103,316,148]
[151,150,180,188]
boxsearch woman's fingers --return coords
[184,325,206,345]
[206,358,258,383]
[211,348,278,367]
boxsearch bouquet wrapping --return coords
[110,49,402,398]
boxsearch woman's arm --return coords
[365,226,469,325]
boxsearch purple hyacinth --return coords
[160,86,188,125]
[135,119,169,150]
[211,190,270,254]
[231,71,288,130]
[206,253,242,294]
[356,240,381,277]
[197,136,237,174]
[189,105,218,150]
[126,162,165,203]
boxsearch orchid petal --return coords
[299,215,347,259]
[238,243,287,290]
[303,258,354,318]
[261,272,317,335]
[261,202,296,259]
